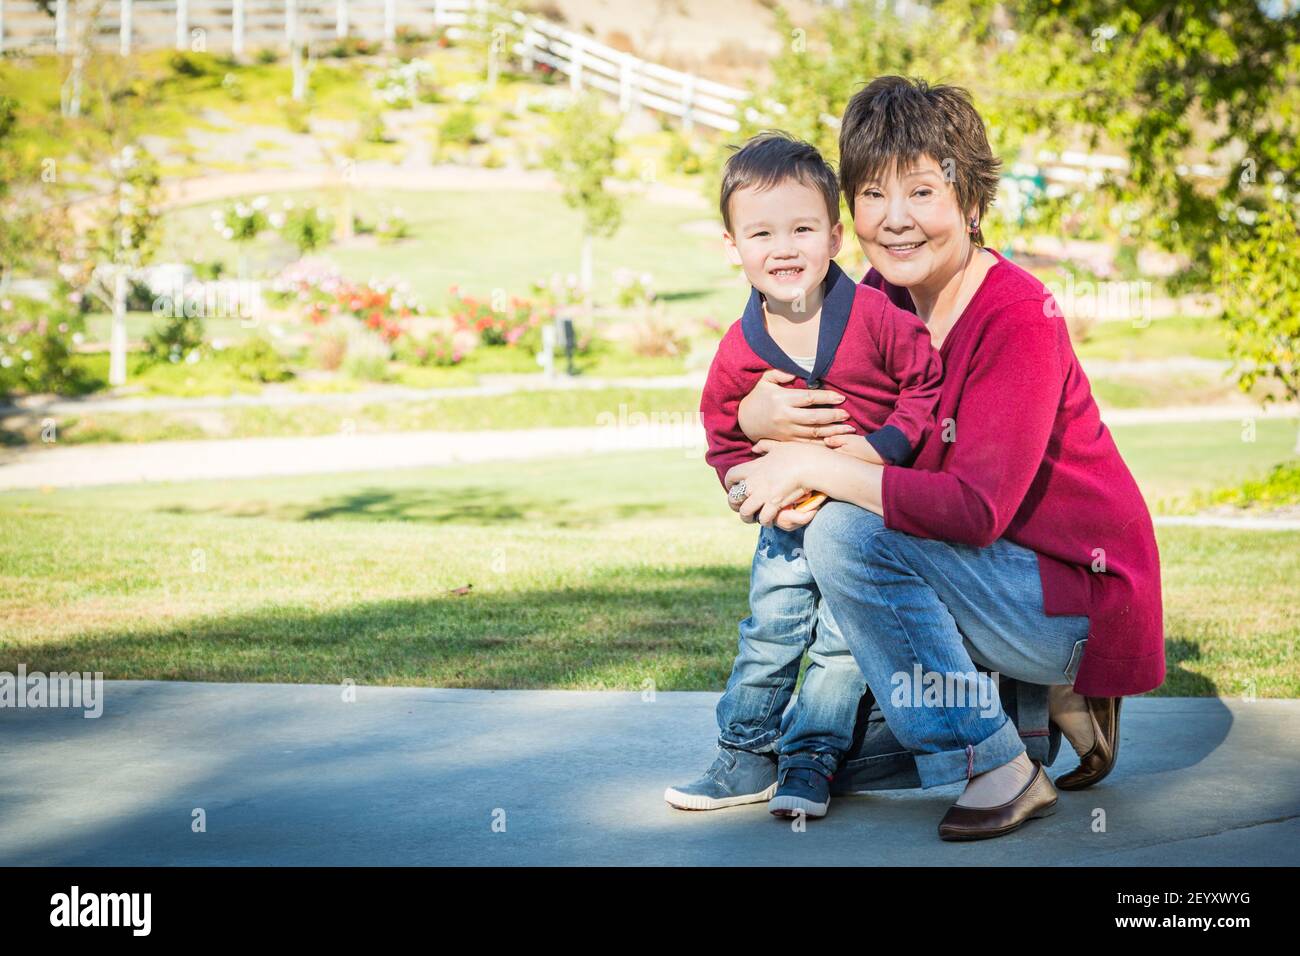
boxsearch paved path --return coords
[0,424,705,489]
[0,373,708,418]
[0,683,1295,865]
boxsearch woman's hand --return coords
[736,368,857,443]
[724,440,827,527]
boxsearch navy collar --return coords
[740,259,855,388]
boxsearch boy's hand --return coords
[823,433,884,465]
[774,497,822,531]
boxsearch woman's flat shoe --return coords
[1054,695,1122,791]
[937,760,1058,841]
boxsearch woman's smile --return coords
[879,239,928,260]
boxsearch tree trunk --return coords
[109,270,128,386]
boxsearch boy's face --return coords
[723,179,843,309]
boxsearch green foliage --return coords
[0,295,92,398]
[142,311,206,366]
[218,337,294,384]
[281,204,335,253]
[1186,461,1300,512]
[542,93,623,239]
[440,107,482,146]
[1212,192,1300,405]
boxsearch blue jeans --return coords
[715,524,867,778]
[802,501,1091,789]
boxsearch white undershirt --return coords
[787,354,815,374]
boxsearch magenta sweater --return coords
[701,260,943,486]
[868,250,1165,697]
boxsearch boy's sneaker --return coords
[768,766,832,818]
[664,747,778,810]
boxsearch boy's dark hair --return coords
[838,76,1001,245]
[719,131,841,234]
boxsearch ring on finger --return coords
[728,480,749,504]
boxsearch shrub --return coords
[277,202,335,253]
[440,108,481,146]
[0,295,92,398]
[142,312,206,366]
[395,329,464,367]
[628,310,688,358]
[217,337,293,383]
[448,287,545,349]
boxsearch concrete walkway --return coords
[0,423,706,488]
[0,682,1295,865]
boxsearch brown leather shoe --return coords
[937,760,1058,841]
[1054,695,1122,791]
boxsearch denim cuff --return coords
[912,714,1026,788]
[778,749,840,778]
[718,732,779,755]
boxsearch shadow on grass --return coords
[155,486,683,528]
[1161,638,1222,696]
[0,564,750,690]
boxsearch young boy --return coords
[663,132,943,818]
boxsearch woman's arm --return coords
[725,441,884,528]
[883,306,1064,548]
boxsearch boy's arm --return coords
[863,292,944,465]
[701,338,759,489]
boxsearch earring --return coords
[969,218,979,234]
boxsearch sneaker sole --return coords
[663,782,778,810]
[768,795,829,818]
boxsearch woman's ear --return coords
[722,231,743,267]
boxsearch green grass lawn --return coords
[1071,315,1229,362]
[155,187,744,322]
[1,445,1296,697]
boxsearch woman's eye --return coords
[915,189,933,198]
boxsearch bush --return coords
[217,337,293,384]
[169,52,213,77]
[628,310,688,358]
[395,329,464,367]
[142,312,206,366]
[0,295,93,398]
[440,108,481,147]
[280,203,335,253]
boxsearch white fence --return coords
[0,0,751,130]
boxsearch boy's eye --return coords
[751,230,769,237]
[795,226,812,232]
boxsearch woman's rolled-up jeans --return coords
[802,501,1091,789]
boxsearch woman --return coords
[723,76,1165,840]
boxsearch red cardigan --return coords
[869,250,1165,697]
[702,260,943,486]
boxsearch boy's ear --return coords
[722,230,743,267]
[829,219,844,258]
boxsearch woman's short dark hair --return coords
[719,131,841,234]
[838,76,1001,245]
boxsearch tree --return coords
[542,93,623,298]
[1212,190,1300,448]
[89,144,164,386]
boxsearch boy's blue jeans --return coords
[715,523,866,779]
[801,501,1092,789]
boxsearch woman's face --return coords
[850,154,973,294]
